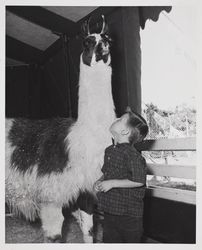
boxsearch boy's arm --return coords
[97,154,147,192]
[97,179,144,192]
[110,179,144,188]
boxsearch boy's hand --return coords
[93,181,102,192]
[97,180,114,192]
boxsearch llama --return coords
[5,15,116,243]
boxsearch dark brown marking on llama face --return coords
[95,34,111,63]
[82,36,96,66]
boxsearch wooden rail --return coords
[147,163,196,179]
[135,137,196,205]
[146,186,196,205]
[135,137,196,151]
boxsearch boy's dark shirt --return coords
[97,142,147,217]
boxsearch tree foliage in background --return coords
[143,102,196,139]
[142,102,196,162]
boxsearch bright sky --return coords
[140,4,197,110]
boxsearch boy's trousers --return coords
[103,213,143,243]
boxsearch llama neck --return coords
[77,58,115,128]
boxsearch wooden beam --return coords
[146,186,196,205]
[6,6,118,65]
[6,6,79,36]
[135,137,196,151]
[40,38,62,64]
[6,35,43,64]
[147,163,196,179]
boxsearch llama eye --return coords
[83,37,96,48]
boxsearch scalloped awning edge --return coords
[139,6,172,29]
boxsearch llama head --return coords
[81,15,112,67]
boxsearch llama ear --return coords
[100,15,109,35]
[81,17,91,38]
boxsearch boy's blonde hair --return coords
[125,107,149,145]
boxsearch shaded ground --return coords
[5,214,156,244]
[6,215,86,243]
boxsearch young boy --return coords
[94,107,149,243]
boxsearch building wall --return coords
[40,48,71,118]
[6,65,41,118]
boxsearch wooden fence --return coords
[135,137,196,205]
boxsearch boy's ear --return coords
[121,129,130,136]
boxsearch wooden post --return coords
[108,7,142,116]
[121,7,142,114]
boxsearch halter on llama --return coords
[5,15,116,243]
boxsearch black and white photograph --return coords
[1,0,200,248]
